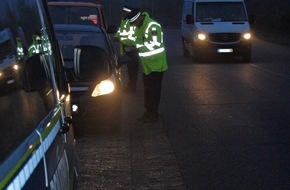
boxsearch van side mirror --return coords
[186,14,193,24]
[248,14,255,25]
[74,46,110,82]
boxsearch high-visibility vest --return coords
[115,19,136,55]
[134,12,168,75]
[28,40,39,57]
[16,38,24,60]
[28,35,43,57]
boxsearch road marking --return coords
[251,64,290,80]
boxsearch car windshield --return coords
[55,30,108,60]
[196,2,247,22]
[49,6,100,26]
[55,27,113,82]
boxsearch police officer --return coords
[127,8,168,123]
[28,34,42,57]
[114,5,139,93]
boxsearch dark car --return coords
[0,0,77,189]
[54,24,123,129]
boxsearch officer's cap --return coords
[123,5,134,13]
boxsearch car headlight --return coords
[197,33,206,41]
[243,33,252,40]
[13,64,19,70]
[91,79,115,97]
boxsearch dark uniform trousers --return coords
[143,72,164,115]
[125,49,139,90]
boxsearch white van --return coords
[181,0,254,62]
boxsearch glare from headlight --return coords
[91,80,115,97]
[13,64,19,70]
[198,33,206,40]
[243,33,251,40]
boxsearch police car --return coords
[0,0,77,189]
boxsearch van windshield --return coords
[196,2,247,22]
[49,6,100,26]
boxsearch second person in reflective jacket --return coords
[114,5,140,93]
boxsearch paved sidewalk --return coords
[75,72,186,189]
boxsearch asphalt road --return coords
[75,29,290,189]
[161,29,290,189]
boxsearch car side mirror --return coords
[186,14,193,24]
[74,45,110,82]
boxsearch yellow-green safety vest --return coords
[115,19,136,55]
[134,12,168,75]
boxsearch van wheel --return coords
[182,41,191,57]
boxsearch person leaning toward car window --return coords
[127,8,168,123]
[114,5,140,93]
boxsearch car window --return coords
[49,6,100,26]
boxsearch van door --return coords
[0,0,76,189]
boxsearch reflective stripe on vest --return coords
[139,47,165,57]
[138,22,164,57]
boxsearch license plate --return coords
[7,79,15,84]
[217,48,233,53]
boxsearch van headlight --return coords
[243,33,252,40]
[197,33,206,41]
[91,79,115,97]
